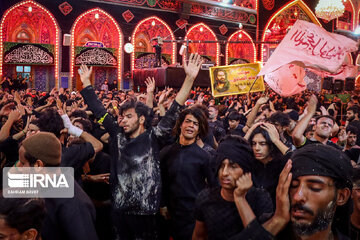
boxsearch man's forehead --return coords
[317,117,333,123]
[292,175,334,184]
[123,108,136,114]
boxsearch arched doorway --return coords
[226,30,256,65]
[184,23,220,66]
[131,16,176,72]
[70,8,123,90]
[261,0,321,62]
[0,0,60,91]
[336,0,355,31]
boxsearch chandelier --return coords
[315,0,345,21]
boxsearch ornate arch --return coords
[70,8,123,87]
[0,0,60,81]
[261,0,321,62]
[226,30,256,65]
[184,23,220,66]
[131,16,176,71]
[336,0,355,31]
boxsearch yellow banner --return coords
[209,63,265,97]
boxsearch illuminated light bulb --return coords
[239,23,243,29]
[28,6,32,12]
[95,13,99,19]
[124,43,134,53]
[238,33,242,38]
[200,27,204,32]
[151,21,155,26]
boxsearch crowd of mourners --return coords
[1,53,360,240]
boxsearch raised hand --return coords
[8,109,21,123]
[184,53,202,80]
[197,92,204,105]
[234,173,253,199]
[79,64,93,87]
[261,122,280,143]
[145,77,156,93]
[307,95,318,114]
[273,160,292,226]
[320,106,328,115]
[256,95,269,106]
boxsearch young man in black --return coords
[160,106,215,240]
[228,144,353,240]
[79,53,203,239]
[292,95,341,150]
[192,135,273,240]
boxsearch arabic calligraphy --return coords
[75,48,117,66]
[290,29,345,61]
[4,45,53,64]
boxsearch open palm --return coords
[184,53,202,79]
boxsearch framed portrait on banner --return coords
[209,63,265,97]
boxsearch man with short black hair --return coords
[16,132,99,240]
[292,95,341,149]
[0,197,46,240]
[79,53,203,239]
[192,135,273,240]
[347,106,360,146]
[227,111,245,137]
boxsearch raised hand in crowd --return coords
[176,53,202,105]
[79,64,93,88]
[145,76,155,108]
[263,160,292,236]
[261,122,290,155]
[233,173,255,228]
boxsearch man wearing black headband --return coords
[292,95,341,150]
[192,135,273,240]
[228,144,353,240]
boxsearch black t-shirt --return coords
[299,137,342,150]
[345,148,360,163]
[252,152,290,206]
[195,186,273,240]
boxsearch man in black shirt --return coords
[79,53,203,239]
[347,106,360,146]
[292,95,341,150]
[192,135,273,240]
[161,107,215,240]
[229,144,353,240]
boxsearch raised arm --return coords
[233,173,256,227]
[60,112,103,154]
[78,64,118,137]
[175,53,202,105]
[261,123,289,155]
[262,160,292,236]
[145,77,155,108]
[0,109,21,143]
[243,96,269,133]
[292,95,317,147]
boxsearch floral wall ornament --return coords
[262,0,275,10]
[122,10,134,23]
[219,24,228,35]
[59,2,73,16]
[176,19,188,29]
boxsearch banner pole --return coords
[248,76,259,93]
